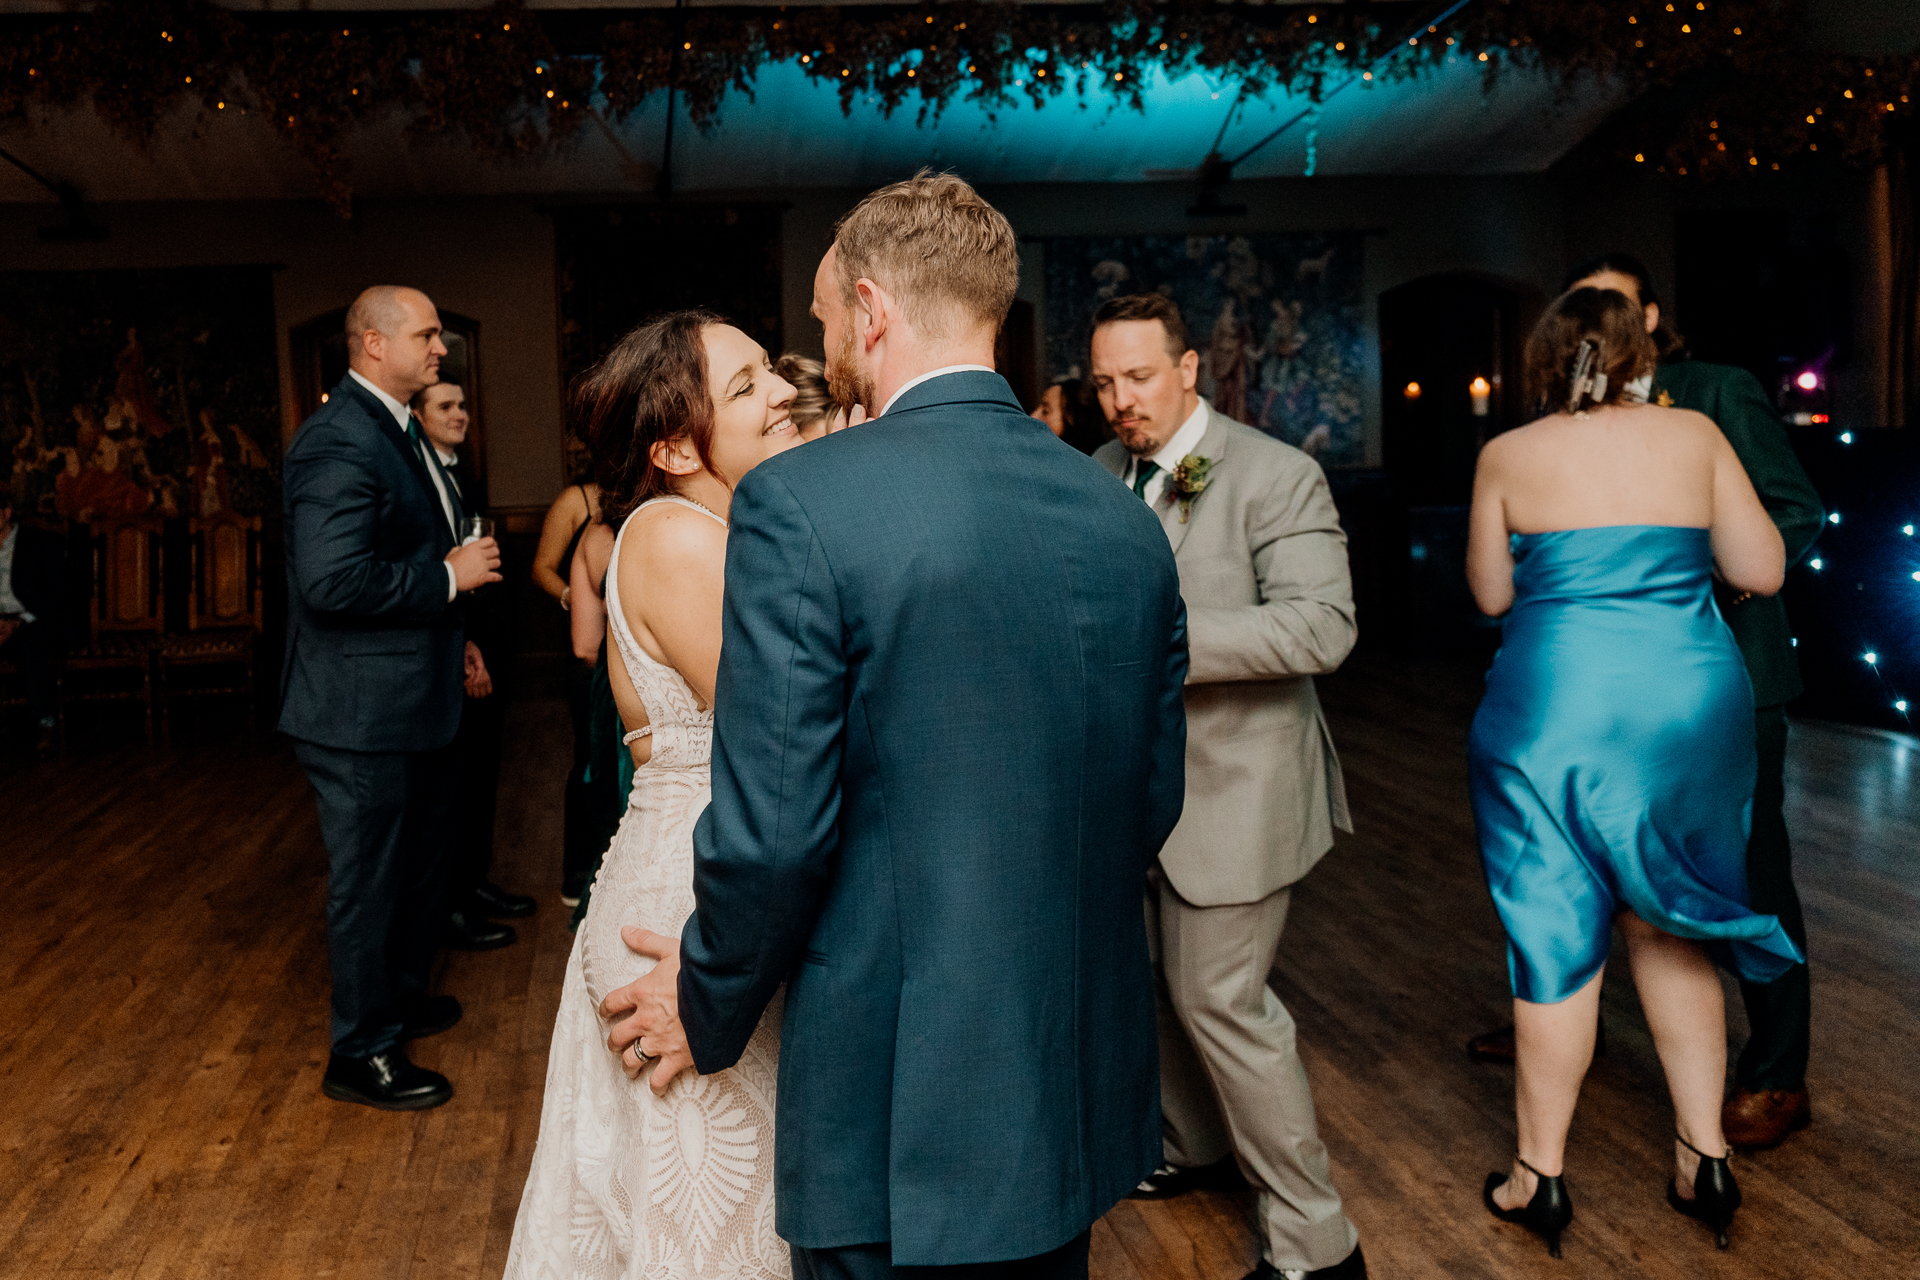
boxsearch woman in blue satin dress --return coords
[1465,287,1802,1258]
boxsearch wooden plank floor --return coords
[2,652,1914,1278]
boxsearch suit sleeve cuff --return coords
[445,562,459,602]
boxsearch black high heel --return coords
[1667,1131,1741,1249]
[1484,1156,1574,1259]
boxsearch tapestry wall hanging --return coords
[1042,233,1367,468]
[0,267,281,523]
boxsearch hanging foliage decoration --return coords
[1,0,1913,213]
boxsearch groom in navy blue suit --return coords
[281,286,502,1111]
[604,173,1189,1278]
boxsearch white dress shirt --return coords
[879,364,998,417]
[1125,398,1212,508]
[0,525,33,623]
[348,369,460,601]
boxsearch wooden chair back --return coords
[186,514,263,633]
[87,519,166,638]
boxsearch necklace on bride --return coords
[676,494,727,524]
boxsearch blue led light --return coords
[1864,651,1879,665]
[1905,524,1915,536]
[1839,431,1855,444]
[1828,512,1842,524]
[1897,700,1910,714]
[1809,557,1824,570]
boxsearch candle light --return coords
[1470,377,1491,417]
[1403,381,1422,400]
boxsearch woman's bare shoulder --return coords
[1479,416,1563,465]
[624,501,726,573]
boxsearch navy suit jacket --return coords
[678,371,1189,1264]
[278,375,465,753]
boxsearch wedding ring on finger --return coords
[628,1040,654,1065]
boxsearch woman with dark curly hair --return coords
[507,309,803,1279]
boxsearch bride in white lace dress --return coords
[506,312,805,1280]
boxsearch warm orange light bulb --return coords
[1470,377,1491,395]
[1404,381,1422,400]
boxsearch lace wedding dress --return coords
[506,497,787,1280]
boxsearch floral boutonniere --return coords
[1168,454,1214,524]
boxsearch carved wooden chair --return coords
[158,514,263,743]
[62,519,166,743]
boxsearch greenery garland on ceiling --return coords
[0,0,1913,213]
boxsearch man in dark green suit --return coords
[1468,253,1824,1152]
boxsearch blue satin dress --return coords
[1468,525,1803,1004]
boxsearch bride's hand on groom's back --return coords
[599,927,695,1094]
[824,403,868,435]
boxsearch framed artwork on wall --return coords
[0,266,281,525]
[1042,232,1368,468]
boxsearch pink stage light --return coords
[1796,371,1820,391]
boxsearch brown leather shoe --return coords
[1466,1025,1516,1063]
[1722,1087,1811,1150]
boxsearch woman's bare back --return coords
[606,498,729,770]
[1491,403,1721,534]
[1467,403,1784,615]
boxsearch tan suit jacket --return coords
[1097,407,1355,906]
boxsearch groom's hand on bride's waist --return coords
[600,926,694,1095]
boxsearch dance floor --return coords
[3,653,1915,1279]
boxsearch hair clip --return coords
[1567,339,1596,415]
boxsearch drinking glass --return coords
[461,515,494,546]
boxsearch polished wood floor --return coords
[2,653,1915,1278]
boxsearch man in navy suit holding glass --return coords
[280,286,502,1110]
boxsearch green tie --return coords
[406,413,424,443]
[1132,459,1161,500]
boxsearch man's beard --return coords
[827,324,876,416]
[1113,416,1160,457]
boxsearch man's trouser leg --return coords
[4,618,58,728]
[1150,866,1357,1273]
[295,740,458,1056]
[1734,705,1812,1092]
[450,688,508,899]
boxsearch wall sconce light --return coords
[1470,377,1491,417]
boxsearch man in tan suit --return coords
[1090,294,1364,1280]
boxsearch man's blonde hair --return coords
[833,170,1019,342]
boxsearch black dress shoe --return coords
[1127,1155,1244,1200]
[1244,1243,1367,1280]
[443,909,516,951]
[402,994,462,1041]
[322,1048,452,1111]
[470,879,537,919]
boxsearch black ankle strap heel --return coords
[1484,1156,1575,1259]
[1666,1131,1742,1250]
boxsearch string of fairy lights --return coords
[0,1,1913,213]
[1800,460,1917,726]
